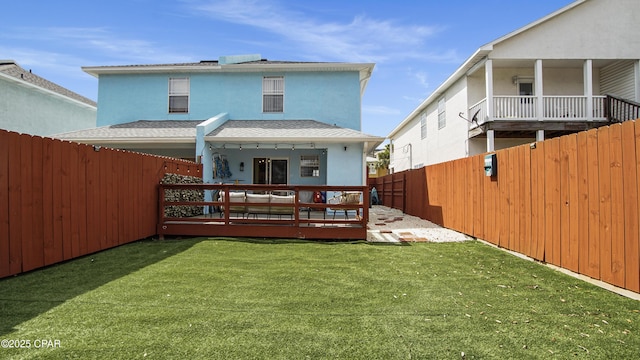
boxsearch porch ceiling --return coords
[468,120,610,139]
[488,58,618,69]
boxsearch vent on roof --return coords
[218,54,262,65]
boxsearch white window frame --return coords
[168,77,189,113]
[420,112,427,139]
[437,97,446,129]
[263,76,284,113]
[300,155,320,177]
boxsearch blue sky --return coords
[1,0,573,137]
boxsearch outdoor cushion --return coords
[246,193,271,214]
[220,191,246,213]
[269,194,294,215]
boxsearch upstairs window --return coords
[169,77,189,113]
[263,76,284,113]
[420,113,427,139]
[437,97,446,129]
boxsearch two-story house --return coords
[388,0,640,171]
[57,54,383,187]
[0,60,96,136]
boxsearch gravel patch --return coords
[367,205,473,243]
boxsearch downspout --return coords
[404,143,412,170]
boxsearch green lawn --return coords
[0,238,638,359]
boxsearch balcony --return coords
[467,95,609,138]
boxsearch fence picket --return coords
[623,121,639,292]
[609,124,626,287]
[60,141,73,260]
[598,126,613,283]
[586,129,601,279]
[0,131,10,277]
[77,144,89,256]
[576,131,590,275]
[8,132,23,275]
[498,151,510,248]
[546,138,562,266]
[51,139,64,264]
[68,142,81,259]
[19,135,36,272]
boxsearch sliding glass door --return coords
[253,158,288,184]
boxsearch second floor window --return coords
[263,76,284,113]
[437,97,446,129]
[169,77,189,113]
[420,113,427,139]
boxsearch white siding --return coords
[491,0,640,60]
[601,60,636,100]
[390,77,470,170]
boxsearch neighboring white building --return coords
[388,0,640,172]
[0,60,96,136]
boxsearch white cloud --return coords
[3,26,194,65]
[363,105,403,116]
[187,0,446,63]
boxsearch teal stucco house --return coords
[57,54,383,187]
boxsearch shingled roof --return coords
[55,120,201,143]
[0,60,96,107]
[55,119,384,150]
[206,120,382,142]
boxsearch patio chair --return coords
[327,191,362,220]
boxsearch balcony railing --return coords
[468,95,607,123]
[606,94,640,122]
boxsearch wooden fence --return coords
[370,120,640,294]
[0,129,201,279]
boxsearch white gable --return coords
[491,0,640,60]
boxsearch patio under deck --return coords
[158,184,369,240]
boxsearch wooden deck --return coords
[158,184,369,240]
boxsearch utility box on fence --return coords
[484,153,497,177]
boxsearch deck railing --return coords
[606,94,640,122]
[494,96,537,119]
[469,95,607,122]
[158,184,369,240]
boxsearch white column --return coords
[584,59,593,120]
[487,130,495,152]
[536,130,545,142]
[535,59,544,121]
[485,60,495,153]
[485,59,494,121]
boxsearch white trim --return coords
[168,77,190,114]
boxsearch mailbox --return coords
[484,153,497,177]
